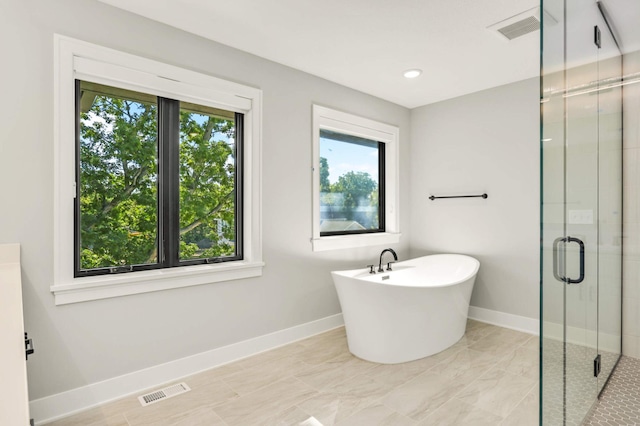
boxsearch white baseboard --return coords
[468,306,539,335]
[31,313,344,425]
[468,307,621,353]
[543,321,621,353]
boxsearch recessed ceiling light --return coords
[403,69,422,79]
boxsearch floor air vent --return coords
[138,382,191,407]
[487,7,557,41]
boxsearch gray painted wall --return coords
[409,78,540,320]
[0,0,411,399]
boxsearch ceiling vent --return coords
[487,7,557,41]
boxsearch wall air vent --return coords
[138,382,190,407]
[487,7,557,41]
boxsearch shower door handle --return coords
[552,236,585,284]
[565,236,585,284]
[552,237,566,282]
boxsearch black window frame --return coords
[319,131,386,237]
[74,79,244,277]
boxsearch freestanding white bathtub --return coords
[331,254,480,364]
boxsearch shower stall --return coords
[540,0,623,424]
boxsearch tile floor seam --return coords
[451,365,537,420]
[122,410,132,426]
[424,395,506,425]
[210,376,307,424]
[204,405,231,426]
[219,372,285,397]
[449,359,506,396]
[394,367,484,421]
[210,396,240,426]
[330,397,389,425]
[498,380,538,422]
[212,376,319,426]
[294,365,376,394]
[397,363,453,391]
[290,402,316,423]
[377,399,414,421]
[445,368,490,410]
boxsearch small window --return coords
[319,129,385,236]
[76,81,242,276]
[312,105,400,252]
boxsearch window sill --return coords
[51,261,264,305]
[311,232,401,252]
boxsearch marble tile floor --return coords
[47,320,539,426]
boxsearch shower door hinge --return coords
[594,25,602,48]
[594,354,602,377]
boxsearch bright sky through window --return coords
[319,137,379,184]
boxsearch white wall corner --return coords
[623,334,640,359]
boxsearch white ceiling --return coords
[99,0,639,109]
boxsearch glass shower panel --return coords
[595,16,623,394]
[540,0,567,423]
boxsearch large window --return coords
[312,105,400,251]
[76,81,242,276]
[53,35,262,304]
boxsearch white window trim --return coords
[311,105,400,252]
[52,35,263,305]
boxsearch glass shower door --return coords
[541,0,622,425]
[540,8,600,421]
[563,7,600,419]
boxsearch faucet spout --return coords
[378,248,398,272]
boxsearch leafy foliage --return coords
[79,91,237,270]
[79,96,158,268]
[319,157,331,192]
[319,156,379,228]
[178,111,236,260]
[332,171,377,221]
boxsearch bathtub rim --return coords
[331,253,480,289]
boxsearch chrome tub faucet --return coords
[378,248,398,272]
